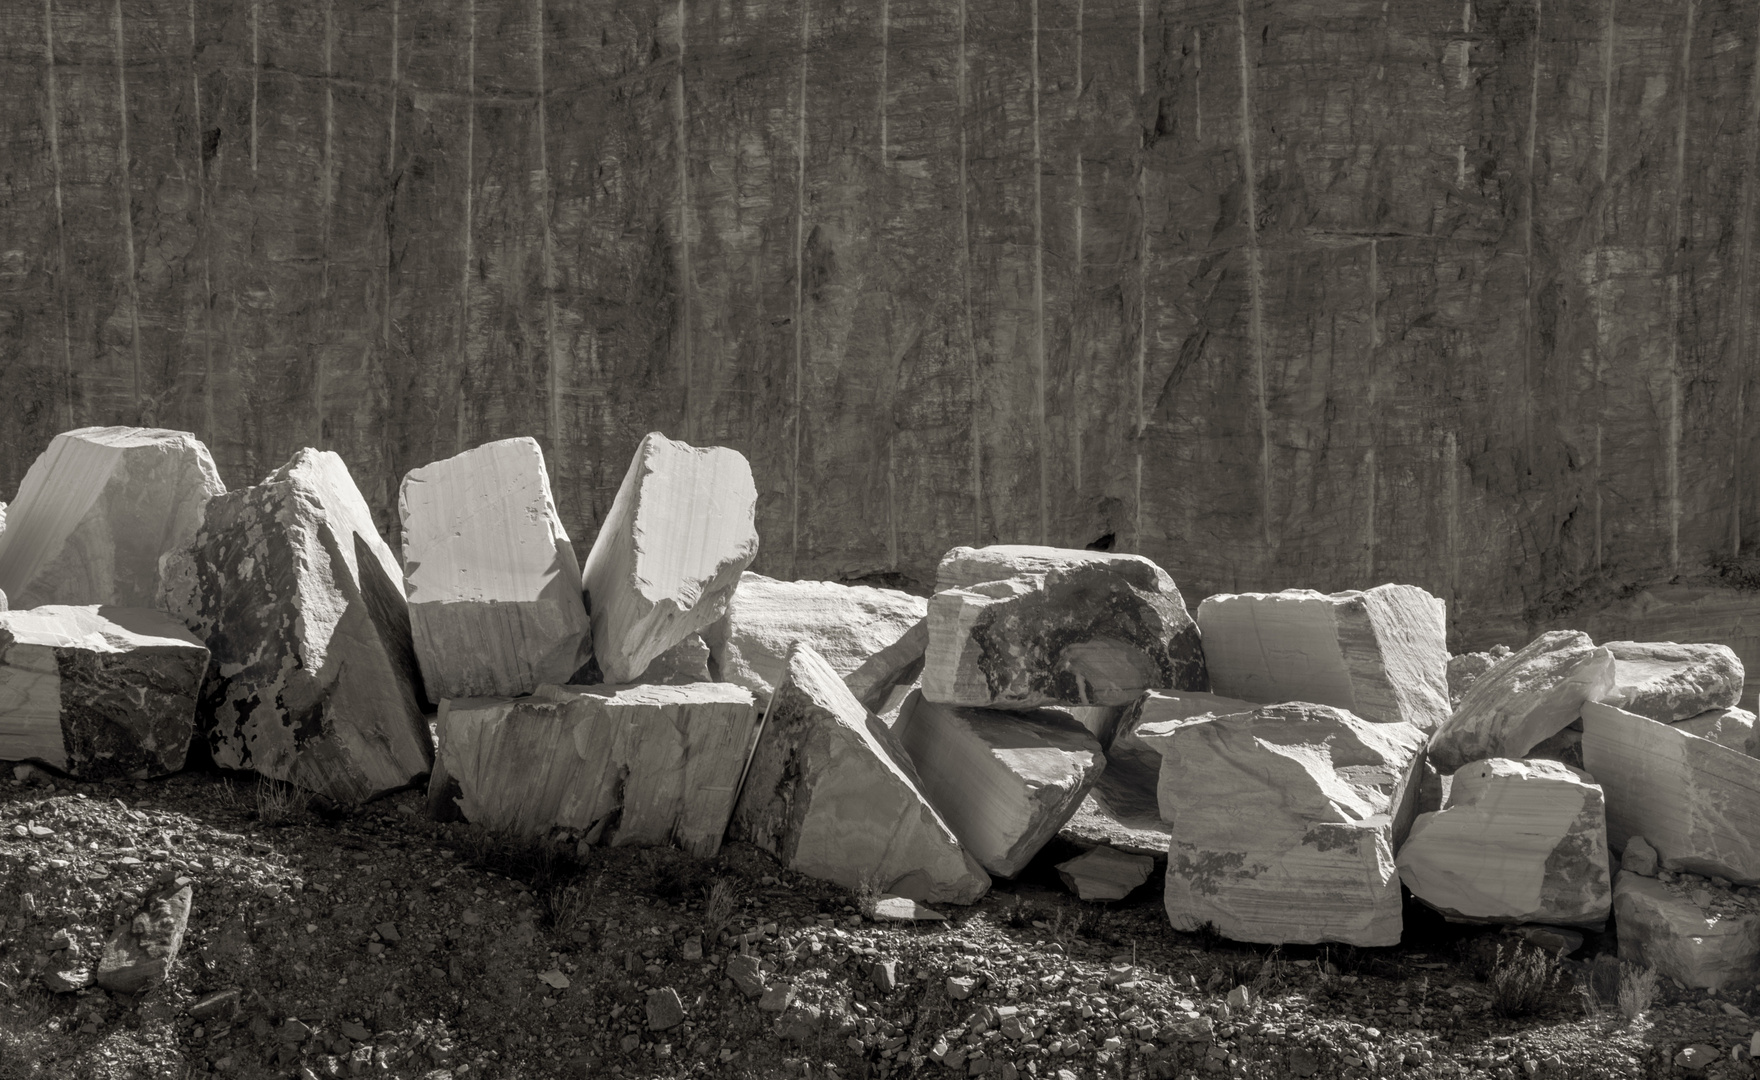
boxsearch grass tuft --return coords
[1488,943,1561,1019]
[254,778,313,827]
[1617,963,1658,1023]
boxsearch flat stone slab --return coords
[1614,873,1760,991]
[1604,640,1744,723]
[1427,631,1616,775]
[705,573,926,699]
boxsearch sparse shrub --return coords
[702,878,740,942]
[255,778,312,827]
[1073,903,1108,941]
[1617,963,1658,1022]
[538,881,591,938]
[643,850,709,900]
[1002,895,1049,930]
[1487,943,1561,1019]
[456,826,580,892]
[851,873,883,919]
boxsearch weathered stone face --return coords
[1426,631,1617,775]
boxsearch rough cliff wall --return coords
[1,0,1756,649]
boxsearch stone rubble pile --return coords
[4,424,1760,986]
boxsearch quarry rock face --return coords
[399,437,591,699]
[1603,641,1744,724]
[1196,585,1450,730]
[704,573,926,699]
[1156,703,1426,946]
[0,606,208,779]
[729,644,989,906]
[158,449,431,804]
[1426,631,1617,775]
[1395,758,1612,926]
[1614,873,1760,991]
[580,433,759,685]
[0,428,224,609]
[922,546,1206,710]
[432,682,759,858]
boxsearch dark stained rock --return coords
[95,883,192,994]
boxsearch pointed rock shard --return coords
[705,573,927,699]
[0,606,207,779]
[1155,703,1426,945]
[844,617,929,713]
[1448,646,1513,706]
[399,438,590,699]
[923,545,1206,710]
[158,449,431,804]
[1426,631,1617,775]
[434,682,759,858]
[96,883,192,994]
[893,691,1106,877]
[0,427,225,608]
[1582,701,1760,883]
[1056,845,1155,902]
[1614,873,1760,990]
[1108,690,1257,782]
[580,433,759,684]
[729,644,990,905]
[643,634,713,685]
[1195,585,1451,730]
[1395,758,1612,926]
[1673,706,1758,757]
[1604,641,1744,723]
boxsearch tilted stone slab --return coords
[705,573,926,699]
[0,606,207,779]
[730,644,989,905]
[1604,641,1744,724]
[0,427,224,608]
[580,433,758,684]
[432,682,759,858]
[1196,585,1450,730]
[1057,771,1172,858]
[1108,690,1256,783]
[1395,757,1611,926]
[399,437,590,698]
[1426,631,1617,775]
[844,617,928,713]
[159,449,431,804]
[1614,873,1760,991]
[893,691,1105,878]
[922,545,1206,710]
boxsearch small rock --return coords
[189,988,240,1021]
[339,1019,371,1042]
[1675,1044,1720,1071]
[646,987,686,1031]
[727,955,765,999]
[95,884,191,994]
[759,983,796,1012]
[681,938,703,961]
[870,895,947,922]
[375,922,400,943]
[281,1018,312,1044]
[871,958,899,992]
[947,975,978,1000]
[537,970,569,990]
[42,967,91,993]
[778,1000,823,1042]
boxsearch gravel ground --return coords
[0,769,1751,1080]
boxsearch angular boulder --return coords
[844,617,928,713]
[158,449,431,804]
[922,545,1206,710]
[892,691,1106,877]
[1604,641,1744,724]
[1673,707,1758,757]
[705,574,927,699]
[1395,758,1612,926]
[1447,645,1512,707]
[432,682,759,858]
[580,433,759,684]
[96,883,192,994]
[1426,631,1617,775]
[0,427,225,608]
[0,606,207,779]
[1614,873,1760,991]
[1057,773,1172,858]
[1154,703,1426,945]
[1582,701,1760,883]
[729,644,989,905]
[1196,585,1451,730]
[642,634,714,685]
[399,438,590,698]
[1055,845,1155,902]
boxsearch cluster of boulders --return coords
[4,426,1760,990]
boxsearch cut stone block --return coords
[0,427,225,609]
[0,605,207,779]
[1448,646,1513,707]
[1614,873,1760,991]
[1395,758,1612,926]
[1056,845,1155,902]
[844,617,928,713]
[1582,701,1760,884]
[729,643,989,905]
[1109,690,1256,783]
[96,883,192,994]
[432,682,759,858]
[893,691,1106,877]
[158,449,431,804]
[1604,641,1744,723]
[923,545,1206,710]
[580,433,759,684]
[705,573,926,699]
[1155,703,1427,945]
[399,437,590,698]
[1426,631,1617,775]
[1196,585,1450,730]
[1673,707,1759,757]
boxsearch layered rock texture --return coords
[1196,586,1450,729]
[1603,641,1744,723]
[0,428,224,608]
[0,606,208,779]
[1427,631,1617,774]
[159,449,431,803]
[705,574,926,699]
[399,437,591,698]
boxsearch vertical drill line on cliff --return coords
[457,0,476,456]
[1194,29,1203,143]
[1132,0,1146,551]
[1032,0,1047,546]
[673,0,693,444]
[316,0,333,450]
[879,0,889,165]
[538,0,563,450]
[1522,0,1539,475]
[383,0,398,371]
[1235,0,1270,551]
[191,0,213,439]
[1668,0,1693,576]
[44,0,74,429]
[1735,0,1760,559]
[881,0,896,566]
[792,0,809,575]
[959,0,982,542]
[1072,0,1083,494]
[1593,0,1615,570]
[250,0,259,174]
[1446,432,1460,599]
[113,0,142,413]
[1365,240,1378,581]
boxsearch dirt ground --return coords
[0,768,1749,1080]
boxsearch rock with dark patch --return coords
[96,883,192,994]
[704,573,926,699]
[729,643,990,905]
[157,448,432,804]
[1614,873,1760,991]
[0,606,207,779]
[922,545,1206,710]
[1395,758,1612,926]
[1426,631,1617,775]
[1604,641,1744,724]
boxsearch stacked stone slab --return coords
[705,573,927,699]
[580,433,759,684]
[159,449,431,804]
[431,682,759,858]
[0,606,208,779]
[730,644,989,905]
[1603,641,1743,723]
[1427,631,1617,774]
[1196,585,1451,730]
[0,427,224,608]
[399,438,591,698]
[923,545,1206,710]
